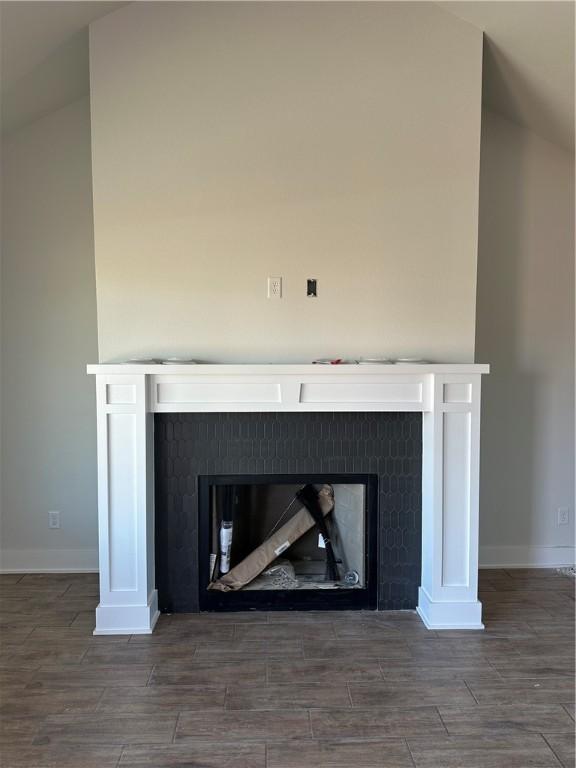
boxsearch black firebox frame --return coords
[198,473,379,612]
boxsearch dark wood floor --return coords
[0,568,574,767]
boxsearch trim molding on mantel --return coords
[87,362,489,633]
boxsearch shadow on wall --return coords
[476,112,537,552]
[481,34,573,151]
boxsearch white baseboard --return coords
[480,545,575,568]
[1,544,573,574]
[0,548,99,573]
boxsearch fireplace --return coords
[154,413,421,613]
[88,362,488,633]
[197,474,379,611]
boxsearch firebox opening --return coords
[198,473,378,611]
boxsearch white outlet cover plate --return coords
[48,511,61,529]
[267,277,282,299]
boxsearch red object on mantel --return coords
[312,358,345,365]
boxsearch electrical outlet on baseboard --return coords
[48,510,61,529]
[557,507,570,526]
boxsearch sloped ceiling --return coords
[0,1,127,135]
[438,1,574,151]
[1,0,574,151]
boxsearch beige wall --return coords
[3,5,570,576]
[89,2,483,363]
[476,110,575,565]
[0,97,99,570]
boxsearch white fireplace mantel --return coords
[88,363,489,634]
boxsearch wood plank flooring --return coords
[0,568,574,767]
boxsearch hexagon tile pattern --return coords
[154,412,422,613]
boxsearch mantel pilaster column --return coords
[418,373,483,629]
[94,374,158,634]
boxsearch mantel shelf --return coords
[88,363,490,375]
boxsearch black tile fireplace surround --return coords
[155,412,422,613]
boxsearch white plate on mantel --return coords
[358,358,394,365]
[126,358,160,364]
[395,357,429,364]
[161,358,199,365]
